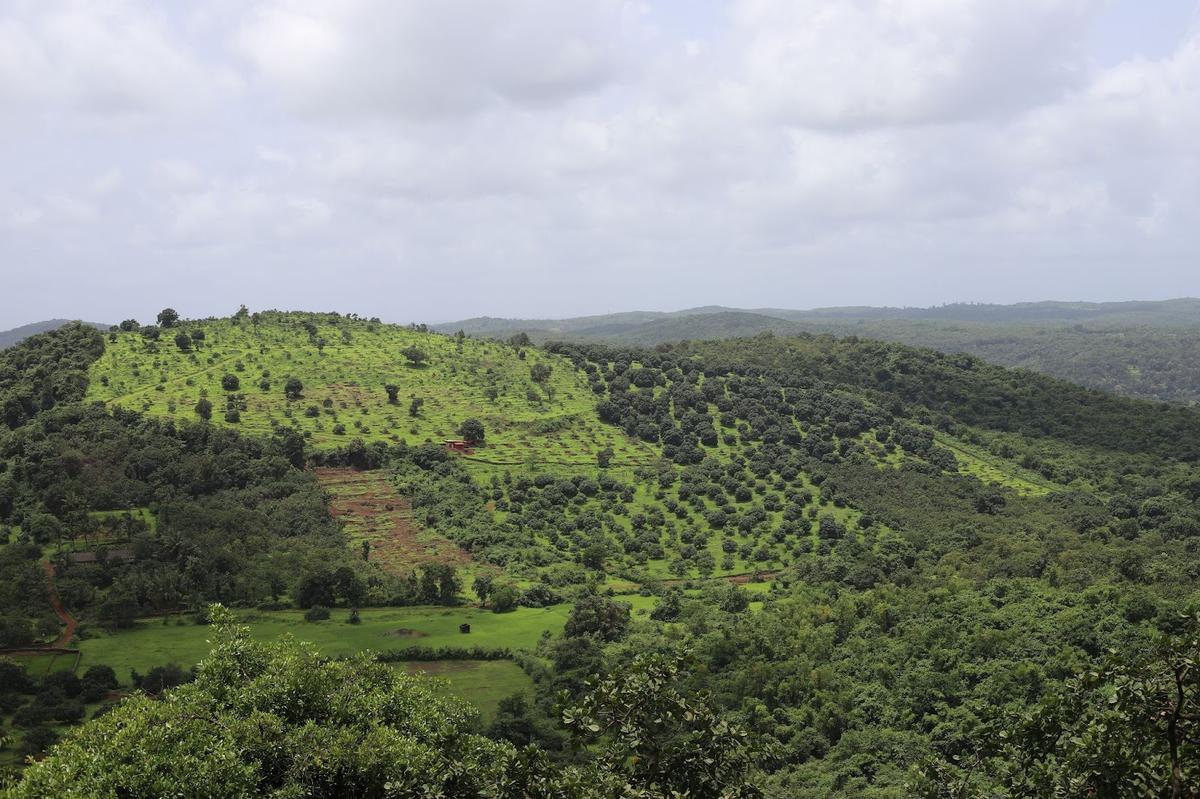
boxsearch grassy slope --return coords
[83,313,1082,582]
[87,313,656,467]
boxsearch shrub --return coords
[304,605,330,622]
[221,374,240,391]
[490,584,520,613]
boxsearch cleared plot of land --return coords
[397,660,533,723]
[316,468,472,574]
[934,433,1056,495]
[75,605,571,682]
[87,314,656,466]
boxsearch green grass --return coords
[76,605,570,682]
[934,433,1056,495]
[396,660,533,724]
[88,313,656,467]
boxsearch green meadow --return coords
[75,605,573,681]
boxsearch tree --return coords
[0,657,32,694]
[473,574,494,605]
[409,396,424,418]
[458,418,485,444]
[385,384,400,404]
[564,594,630,642]
[284,377,303,401]
[194,398,213,420]
[418,564,460,605]
[490,583,520,613]
[156,308,179,328]
[991,613,1200,799]
[650,588,684,622]
[173,332,191,352]
[221,374,240,392]
[530,363,552,384]
[562,653,761,799]
[96,591,138,630]
[5,606,758,798]
[401,346,429,367]
[581,541,608,572]
[295,571,335,609]
[596,446,614,469]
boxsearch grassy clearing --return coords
[396,660,533,724]
[75,605,570,682]
[935,433,1056,495]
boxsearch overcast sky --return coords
[1,0,1198,327]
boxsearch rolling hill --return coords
[4,311,1200,794]
[433,298,1200,403]
[0,319,110,350]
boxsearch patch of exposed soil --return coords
[315,468,473,576]
[386,628,429,638]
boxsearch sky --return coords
[1,0,1198,327]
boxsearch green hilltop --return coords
[87,311,655,467]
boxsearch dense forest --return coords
[1,315,1199,796]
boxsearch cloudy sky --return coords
[1,0,1198,327]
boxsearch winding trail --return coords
[43,560,77,648]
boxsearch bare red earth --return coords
[43,561,77,648]
[315,468,472,575]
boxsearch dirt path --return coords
[659,570,779,587]
[43,561,78,648]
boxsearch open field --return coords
[396,660,533,724]
[75,605,571,681]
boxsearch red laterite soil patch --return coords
[315,468,472,576]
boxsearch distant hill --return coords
[431,299,1200,403]
[0,319,110,349]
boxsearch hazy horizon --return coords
[3,1,1199,327]
[6,294,1200,332]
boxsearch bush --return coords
[18,725,59,757]
[0,658,33,693]
[133,664,192,696]
[304,605,330,622]
[520,583,562,608]
[221,374,240,391]
[41,671,81,698]
[490,584,520,613]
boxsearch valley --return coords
[2,312,1198,796]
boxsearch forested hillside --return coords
[1,312,1199,796]
[0,321,110,351]
[436,299,1200,404]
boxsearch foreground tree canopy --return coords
[4,607,759,799]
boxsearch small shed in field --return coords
[444,439,470,453]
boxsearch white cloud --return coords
[725,0,1100,128]
[1,0,1199,326]
[0,1,239,119]
[235,0,631,120]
